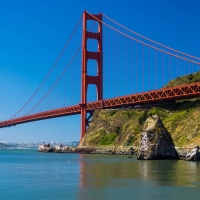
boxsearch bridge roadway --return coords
[0,82,200,128]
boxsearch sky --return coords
[0,0,200,143]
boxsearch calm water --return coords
[0,149,200,200]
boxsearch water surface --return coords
[0,149,200,200]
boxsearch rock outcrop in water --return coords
[185,146,200,161]
[137,114,179,160]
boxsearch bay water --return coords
[0,149,200,200]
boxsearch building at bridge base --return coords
[80,11,103,142]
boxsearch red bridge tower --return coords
[80,11,103,141]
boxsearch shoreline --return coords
[38,146,194,160]
[38,146,138,155]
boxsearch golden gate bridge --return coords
[0,11,200,142]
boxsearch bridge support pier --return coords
[80,11,103,142]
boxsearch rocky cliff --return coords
[80,99,200,148]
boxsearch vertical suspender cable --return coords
[136,41,138,93]
[148,47,150,91]
[142,44,144,91]
[162,52,164,87]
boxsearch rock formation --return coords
[185,146,200,161]
[137,114,179,160]
[176,149,188,160]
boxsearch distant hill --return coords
[0,142,19,148]
[0,141,80,149]
[0,142,6,148]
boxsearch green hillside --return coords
[164,71,200,88]
[81,72,200,148]
[81,100,200,148]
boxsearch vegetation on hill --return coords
[81,72,200,148]
[81,99,200,148]
[164,71,200,88]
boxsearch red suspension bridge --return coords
[0,11,200,142]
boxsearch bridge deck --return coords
[0,82,200,128]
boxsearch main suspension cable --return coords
[87,11,200,65]
[25,45,82,115]
[25,20,97,116]
[103,13,200,61]
[10,15,83,119]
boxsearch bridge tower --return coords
[80,11,103,141]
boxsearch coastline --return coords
[38,145,192,159]
[38,146,138,155]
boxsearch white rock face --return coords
[185,146,200,161]
[137,114,179,160]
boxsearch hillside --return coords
[81,99,200,148]
[164,71,200,88]
[81,72,200,148]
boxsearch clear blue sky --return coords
[0,0,200,143]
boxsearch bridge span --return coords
[0,11,200,141]
[1,81,200,129]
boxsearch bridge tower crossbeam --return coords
[80,11,103,141]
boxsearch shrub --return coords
[115,126,121,135]
[148,107,168,119]
[109,110,117,116]
[91,129,117,145]
[187,74,194,81]
[124,110,135,118]
[126,136,135,145]
[138,111,148,125]
[99,133,117,145]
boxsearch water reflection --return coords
[78,154,139,188]
[77,154,200,199]
[138,159,200,187]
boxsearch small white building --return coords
[38,143,50,149]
